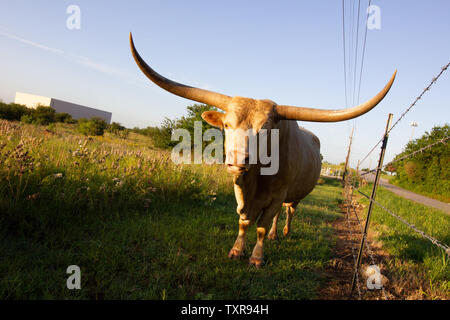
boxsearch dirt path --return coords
[362,173,450,214]
[319,187,447,300]
[319,197,390,300]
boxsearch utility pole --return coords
[342,126,355,183]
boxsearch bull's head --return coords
[130,33,396,175]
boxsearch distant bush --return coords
[0,102,30,121]
[29,106,56,125]
[132,118,177,149]
[77,117,108,136]
[390,124,449,202]
[54,112,75,124]
[0,102,77,125]
[107,122,129,138]
[20,114,34,124]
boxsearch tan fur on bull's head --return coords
[202,97,280,175]
[130,32,396,175]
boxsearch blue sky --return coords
[0,0,449,168]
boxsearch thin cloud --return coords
[0,29,64,55]
[0,28,128,78]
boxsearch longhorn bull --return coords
[129,33,396,267]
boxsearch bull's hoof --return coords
[267,232,277,241]
[228,248,244,260]
[283,226,290,237]
[249,257,264,268]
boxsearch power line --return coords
[388,62,450,134]
[359,62,449,167]
[352,0,361,106]
[357,0,372,104]
[342,0,349,108]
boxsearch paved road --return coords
[361,172,450,214]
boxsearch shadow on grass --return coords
[378,233,447,263]
[0,170,342,299]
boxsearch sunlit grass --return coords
[358,184,450,298]
[0,120,342,299]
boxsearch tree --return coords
[391,124,449,200]
[176,104,219,150]
[135,104,219,150]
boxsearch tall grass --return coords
[0,120,342,299]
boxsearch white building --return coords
[14,92,112,124]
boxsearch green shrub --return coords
[31,106,56,125]
[0,102,30,121]
[20,114,34,124]
[54,112,75,124]
[107,122,129,138]
[77,117,108,136]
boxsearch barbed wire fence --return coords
[341,62,450,299]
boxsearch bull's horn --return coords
[275,70,397,122]
[129,32,231,111]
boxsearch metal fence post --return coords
[350,113,393,296]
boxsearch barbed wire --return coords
[358,137,383,167]
[359,136,448,176]
[346,175,388,299]
[359,169,377,176]
[344,181,362,299]
[358,62,449,167]
[353,187,450,257]
[384,135,449,168]
[388,62,450,134]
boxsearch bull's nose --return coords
[226,164,249,174]
[227,163,246,169]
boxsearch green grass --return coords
[0,120,342,299]
[389,178,450,203]
[358,184,450,298]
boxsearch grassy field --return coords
[0,120,343,299]
[357,184,450,299]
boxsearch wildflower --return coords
[53,173,63,179]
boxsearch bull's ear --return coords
[201,111,224,129]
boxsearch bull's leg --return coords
[283,202,298,237]
[249,201,282,267]
[267,209,281,240]
[228,218,252,259]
